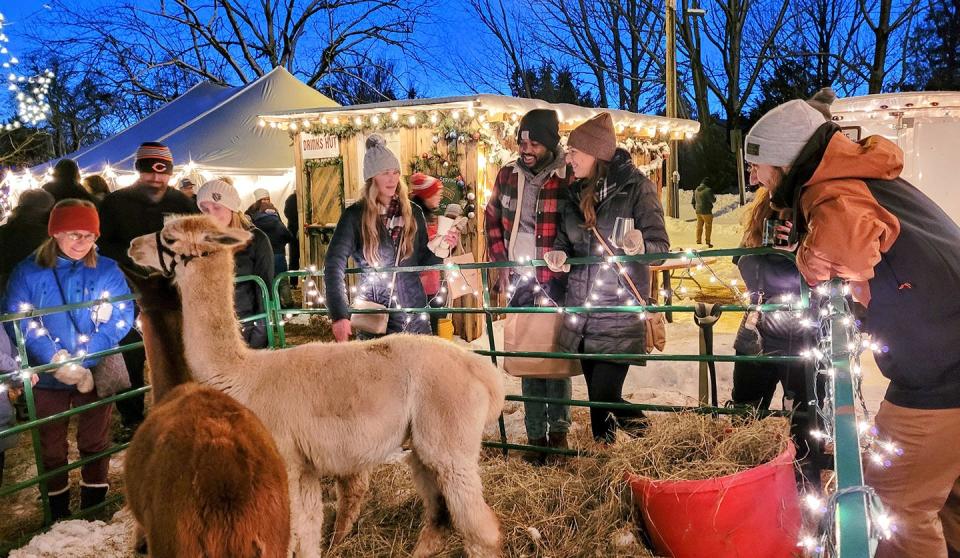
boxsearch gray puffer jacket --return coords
[1,328,20,452]
[554,149,670,357]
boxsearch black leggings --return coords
[582,359,646,442]
[732,352,824,458]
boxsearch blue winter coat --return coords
[3,252,134,390]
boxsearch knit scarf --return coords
[380,195,404,245]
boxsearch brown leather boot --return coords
[522,437,548,466]
[548,431,569,450]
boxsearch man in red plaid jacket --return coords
[484,108,574,460]
[485,109,573,291]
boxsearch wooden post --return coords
[292,131,309,266]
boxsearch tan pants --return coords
[695,213,713,245]
[865,401,960,558]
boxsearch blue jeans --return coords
[521,377,571,440]
[273,253,288,275]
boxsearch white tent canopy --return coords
[22,66,337,213]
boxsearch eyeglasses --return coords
[64,232,98,242]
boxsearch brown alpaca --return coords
[124,382,290,558]
[128,215,505,558]
[125,275,290,558]
[124,273,191,405]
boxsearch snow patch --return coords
[10,509,135,558]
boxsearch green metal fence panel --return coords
[827,280,872,557]
[0,248,874,555]
[0,276,272,534]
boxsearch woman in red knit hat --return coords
[409,173,445,332]
[4,198,134,521]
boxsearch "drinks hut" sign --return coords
[301,133,340,160]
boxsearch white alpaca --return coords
[128,215,504,558]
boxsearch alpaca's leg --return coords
[330,472,370,547]
[409,452,452,558]
[434,463,501,558]
[410,379,501,558]
[132,522,147,555]
[287,465,324,558]
[297,468,326,558]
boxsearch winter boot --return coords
[544,431,570,466]
[48,490,72,523]
[522,437,548,466]
[80,485,108,511]
[547,431,569,451]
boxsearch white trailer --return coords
[831,92,960,223]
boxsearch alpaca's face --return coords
[128,215,252,274]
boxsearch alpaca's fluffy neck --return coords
[176,251,250,386]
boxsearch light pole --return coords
[665,0,679,218]
[664,3,706,218]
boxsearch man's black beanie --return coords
[517,109,560,151]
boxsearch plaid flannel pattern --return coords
[484,162,569,283]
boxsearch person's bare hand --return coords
[774,221,798,251]
[332,319,352,343]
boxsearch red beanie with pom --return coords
[409,173,442,201]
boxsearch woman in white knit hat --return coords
[745,91,960,558]
[196,178,275,348]
[324,135,441,342]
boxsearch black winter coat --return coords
[42,179,95,205]
[0,205,52,292]
[554,149,670,356]
[234,227,275,319]
[284,193,300,270]
[98,183,199,273]
[735,254,814,355]
[324,201,440,335]
[251,210,293,255]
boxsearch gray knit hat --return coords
[568,112,618,162]
[363,134,400,181]
[744,100,828,167]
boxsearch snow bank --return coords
[10,509,135,558]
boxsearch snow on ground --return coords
[9,509,136,558]
[7,190,888,556]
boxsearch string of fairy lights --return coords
[0,12,53,131]
[0,236,899,555]
[0,293,134,393]
[794,284,898,556]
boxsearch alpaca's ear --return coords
[206,229,253,247]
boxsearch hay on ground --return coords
[327,455,652,557]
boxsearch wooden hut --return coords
[259,95,699,340]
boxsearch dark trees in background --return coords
[28,0,430,120]
[857,0,924,93]
[321,59,417,105]
[907,0,960,90]
[0,126,50,168]
[509,64,597,107]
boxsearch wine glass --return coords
[610,217,634,249]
